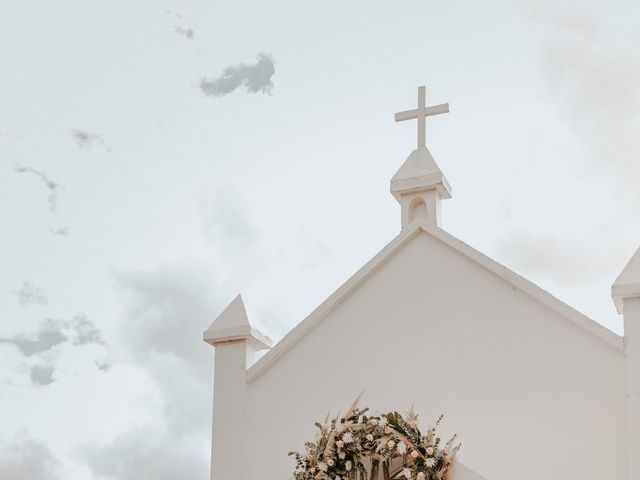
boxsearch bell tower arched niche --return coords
[409,196,428,223]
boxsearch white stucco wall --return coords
[236,231,625,480]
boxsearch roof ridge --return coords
[247,221,622,383]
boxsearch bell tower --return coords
[391,86,452,229]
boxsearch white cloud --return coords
[0,432,60,480]
[199,186,257,248]
[14,165,62,214]
[199,53,275,97]
[523,2,601,41]
[0,316,104,358]
[111,265,216,370]
[0,319,68,357]
[0,316,106,386]
[29,365,55,386]
[48,227,69,236]
[80,264,219,478]
[81,425,208,480]
[529,2,640,191]
[16,282,48,307]
[70,130,111,152]
[174,26,194,39]
[497,229,625,287]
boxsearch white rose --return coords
[425,447,434,456]
[387,440,395,449]
[342,432,354,443]
[336,440,344,448]
[410,450,419,459]
[417,473,425,480]
[327,459,335,467]
[384,426,393,434]
[366,434,374,441]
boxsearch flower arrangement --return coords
[289,400,460,480]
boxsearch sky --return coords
[1,0,639,478]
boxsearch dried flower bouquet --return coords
[289,400,460,480]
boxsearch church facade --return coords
[203,87,640,480]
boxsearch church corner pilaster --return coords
[209,339,252,480]
[203,294,272,480]
[612,246,640,480]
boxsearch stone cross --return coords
[395,86,449,149]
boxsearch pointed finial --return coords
[203,294,272,349]
[612,246,640,314]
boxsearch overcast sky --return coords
[1,0,639,478]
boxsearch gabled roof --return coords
[247,220,622,383]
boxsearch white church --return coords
[203,87,640,480]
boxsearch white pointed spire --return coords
[392,86,452,229]
[390,147,452,201]
[203,294,272,349]
[612,246,640,314]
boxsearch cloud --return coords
[0,431,60,480]
[526,3,640,189]
[174,26,194,39]
[0,316,104,357]
[95,360,111,372]
[29,365,55,386]
[81,425,208,480]
[523,2,601,41]
[14,165,62,214]
[199,53,275,97]
[0,131,21,139]
[16,282,48,306]
[199,187,257,248]
[79,194,266,477]
[1,319,68,357]
[80,264,220,478]
[112,266,216,370]
[49,227,69,236]
[163,9,183,19]
[70,129,111,152]
[496,230,625,287]
[0,315,106,385]
[69,315,104,346]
